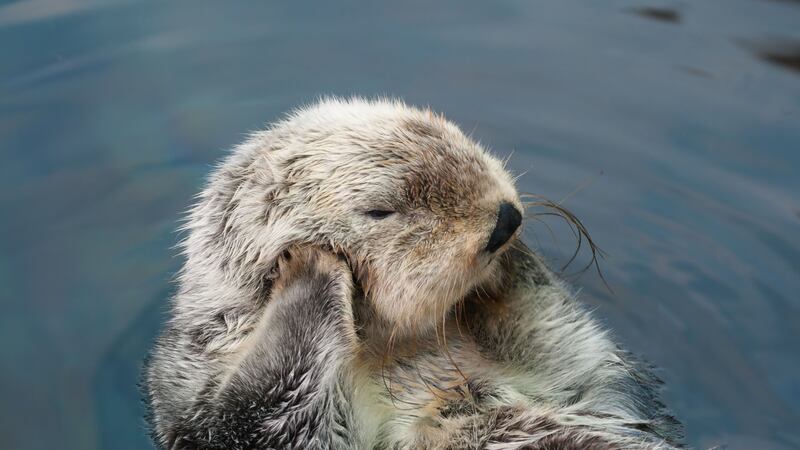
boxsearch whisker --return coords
[413,353,446,403]
[511,169,529,183]
[520,192,611,292]
[502,149,515,169]
[557,170,604,206]
[381,321,417,409]
[441,304,469,389]
[454,299,465,339]
[523,215,559,253]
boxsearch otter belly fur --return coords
[143,97,683,449]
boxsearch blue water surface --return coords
[1,1,799,449]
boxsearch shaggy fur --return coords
[143,97,683,449]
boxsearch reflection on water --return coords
[630,6,683,24]
[1,1,799,449]
[751,40,800,74]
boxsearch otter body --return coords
[144,98,683,449]
[358,244,682,449]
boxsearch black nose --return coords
[485,202,522,253]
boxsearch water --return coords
[1,1,798,449]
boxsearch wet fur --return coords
[143,98,683,449]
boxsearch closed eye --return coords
[365,210,395,219]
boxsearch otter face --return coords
[211,98,521,334]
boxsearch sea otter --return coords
[143,97,683,449]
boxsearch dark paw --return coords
[272,246,358,345]
[275,247,351,290]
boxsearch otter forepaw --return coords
[272,246,358,346]
[276,246,351,285]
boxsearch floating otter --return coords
[144,98,683,449]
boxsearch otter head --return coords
[189,98,522,335]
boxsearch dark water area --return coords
[1,1,799,449]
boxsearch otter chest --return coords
[360,338,531,447]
